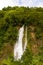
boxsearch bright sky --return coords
[0,0,43,10]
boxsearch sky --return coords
[0,0,43,10]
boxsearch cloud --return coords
[37,2,43,7]
[0,0,14,9]
[19,0,33,6]
[0,0,43,10]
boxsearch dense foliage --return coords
[0,6,43,65]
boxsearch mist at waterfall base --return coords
[14,26,27,60]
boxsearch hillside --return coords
[0,7,43,65]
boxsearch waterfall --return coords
[14,26,27,60]
[24,26,27,51]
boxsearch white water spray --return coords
[14,26,27,60]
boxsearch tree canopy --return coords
[0,6,43,65]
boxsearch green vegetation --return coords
[0,6,43,65]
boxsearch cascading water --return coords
[14,26,27,60]
[14,26,24,60]
[24,26,27,51]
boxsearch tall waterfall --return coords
[24,26,27,51]
[14,26,27,60]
